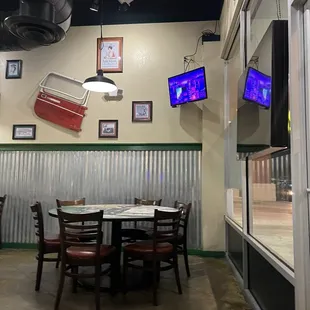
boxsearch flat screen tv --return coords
[243,67,272,109]
[168,67,207,107]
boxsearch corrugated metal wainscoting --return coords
[0,150,202,249]
[239,149,291,201]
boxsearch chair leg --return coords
[54,262,66,310]
[152,260,159,306]
[183,244,191,277]
[72,266,78,293]
[156,262,161,284]
[173,255,182,295]
[35,254,44,291]
[122,252,128,295]
[56,251,61,269]
[95,265,101,310]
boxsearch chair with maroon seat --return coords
[0,194,7,249]
[30,202,61,291]
[146,201,192,278]
[55,209,115,310]
[123,209,183,306]
[121,198,162,243]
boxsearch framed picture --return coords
[6,60,22,79]
[12,125,36,140]
[132,101,153,122]
[98,120,118,138]
[97,37,123,73]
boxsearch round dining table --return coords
[48,204,177,292]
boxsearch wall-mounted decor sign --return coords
[12,125,36,140]
[6,60,22,79]
[98,120,118,138]
[132,101,153,122]
[97,37,123,73]
[34,72,89,133]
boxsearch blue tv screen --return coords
[243,67,272,108]
[168,67,207,107]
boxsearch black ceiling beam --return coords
[71,0,224,26]
[0,0,19,11]
[0,0,224,26]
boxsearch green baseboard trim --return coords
[237,144,268,153]
[0,143,202,152]
[1,243,225,258]
[188,249,225,258]
[1,243,37,249]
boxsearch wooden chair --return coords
[56,198,85,208]
[121,198,162,243]
[30,202,61,291]
[134,198,162,207]
[174,201,192,277]
[56,197,98,241]
[146,202,192,277]
[123,209,183,306]
[55,209,115,310]
[0,195,7,249]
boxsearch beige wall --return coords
[201,42,225,251]
[0,21,222,144]
[248,0,288,60]
[220,0,239,45]
[0,21,226,252]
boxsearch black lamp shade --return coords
[82,70,117,93]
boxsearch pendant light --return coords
[83,69,117,93]
[82,0,117,93]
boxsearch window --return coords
[246,0,292,269]
[225,33,244,227]
[249,151,293,267]
[248,0,288,60]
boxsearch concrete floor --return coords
[0,250,250,310]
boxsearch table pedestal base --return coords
[77,266,153,293]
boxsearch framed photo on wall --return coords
[97,37,123,73]
[132,101,153,122]
[12,125,36,140]
[98,120,118,138]
[6,60,22,79]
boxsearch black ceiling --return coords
[72,0,224,26]
[0,0,224,26]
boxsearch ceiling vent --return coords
[0,0,72,51]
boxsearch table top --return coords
[48,204,177,221]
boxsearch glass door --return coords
[290,1,310,309]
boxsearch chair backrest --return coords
[174,201,192,236]
[30,202,45,249]
[0,194,7,220]
[57,209,103,262]
[152,209,182,249]
[56,198,85,208]
[134,198,162,206]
